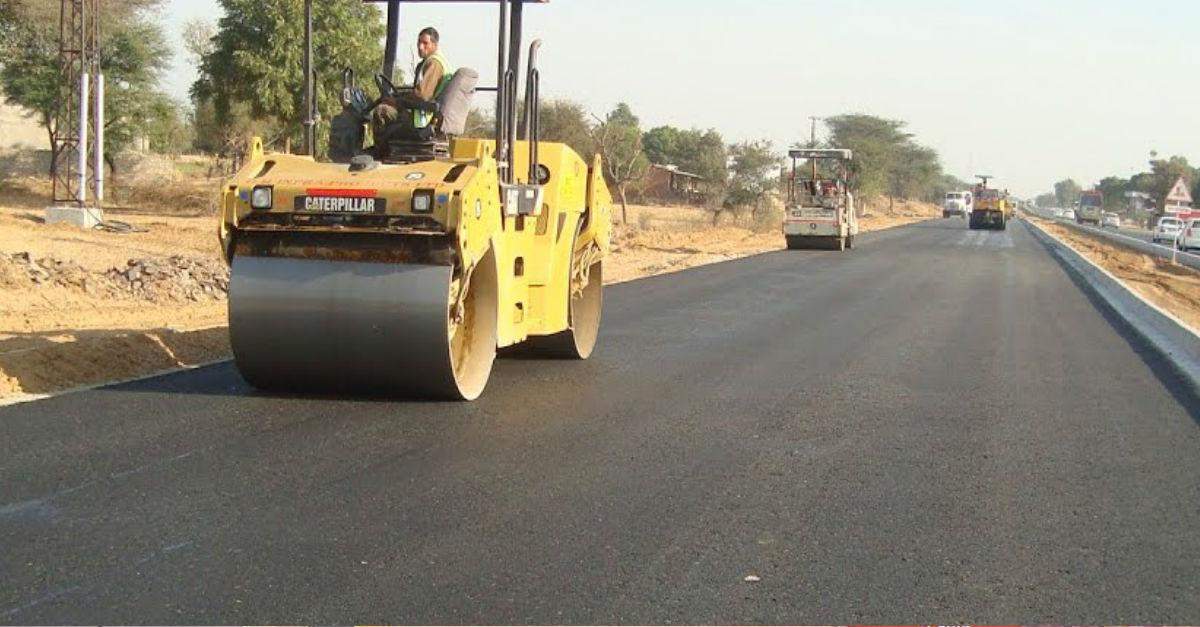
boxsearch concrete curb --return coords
[1025,218,1200,387]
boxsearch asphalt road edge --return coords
[1025,218,1200,388]
[0,358,230,408]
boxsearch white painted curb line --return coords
[1026,219,1200,387]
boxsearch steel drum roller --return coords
[229,254,497,399]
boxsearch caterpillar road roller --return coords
[218,0,611,400]
[782,149,858,250]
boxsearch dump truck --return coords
[968,175,1011,230]
[782,149,857,250]
[1076,190,1103,226]
[218,0,611,400]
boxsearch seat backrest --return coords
[437,67,478,136]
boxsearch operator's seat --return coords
[384,68,479,163]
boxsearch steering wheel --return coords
[375,73,397,98]
[355,73,400,117]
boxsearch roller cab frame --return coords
[783,148,858,251]
[218,0,613,400]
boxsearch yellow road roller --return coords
[218,0,611,400]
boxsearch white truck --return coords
[943,190,973,218]
[782,149,858,251]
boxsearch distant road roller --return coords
[968,175,1010,230]
[782,149,858,250]
[218,0,611,400]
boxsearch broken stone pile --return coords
[105,256,230,302]
[3,251,95,292]
[2,251,229,302]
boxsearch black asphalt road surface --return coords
[2,219,1198,624]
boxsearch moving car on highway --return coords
[1076,190,1103,225]
[1151,216,1184,244]
[1176,218,1200,251]
[1101,212,1120,228]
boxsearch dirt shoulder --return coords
[1031,216,1200,331]
[0,180,939,402]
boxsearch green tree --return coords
[642,126,682,166]
[1096,176,1130,212]
[643,125,728,205]
[825,114,911,200]
[1140,154,1195,209]
[0,0,170,161]
[1034,192,1057,208]
[1054,178,1082,207]
[725,139,781,222]
[605,102,639,128]
[536,100,595,160]
[592,102,649,224]
[888,143,943,207]
[140,94,192,155]
[935,173,973,201]
[193,0,385,153]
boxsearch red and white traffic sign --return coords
[1166,176,1193,205]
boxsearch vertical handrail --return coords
[495,0,508,176]
[498,68,514,182]
[505,1,522,183]
[523,40,542,184]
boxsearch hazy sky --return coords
[160,0,1200,196]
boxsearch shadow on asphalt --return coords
[99,361,460,405]
[1030,233,1200,425]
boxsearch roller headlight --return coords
[250,186,273,210]
[412,189,434,213]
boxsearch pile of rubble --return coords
[2,251,229,302]
[3,251,97,292]
[105,256,230,301]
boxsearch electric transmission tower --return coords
[50,0,103,207]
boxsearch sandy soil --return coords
[1033,217,1200,331]
[0,174,939,401]
[0,175,229,400]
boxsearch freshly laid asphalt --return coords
[2,218,1197,624]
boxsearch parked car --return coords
[1151,216,1184,244]
[1176,219,1200,252]
[1101,212,1120,228]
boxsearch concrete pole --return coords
[94,73,104,204]
[78,72,90,204]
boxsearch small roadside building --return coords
[640,164,707,205]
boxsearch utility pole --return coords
[48,0,104,228]
[809,116,822,147]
